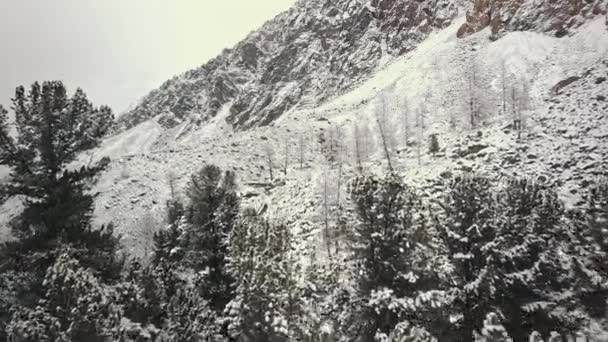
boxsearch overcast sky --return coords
[0,0,296,114]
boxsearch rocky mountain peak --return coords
[117,0,459,131]
[457,0,607,40]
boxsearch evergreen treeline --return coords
[0,82,607,341]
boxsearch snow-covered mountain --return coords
[118,0,607,133]
[19,0,606,256]
[117,0,459,130]
[1,1,604,249]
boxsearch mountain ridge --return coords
[117,0,459,131]
[117,0,607,134]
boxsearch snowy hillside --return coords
[4,1,608,341]
[76,11,608,258]
[117,0,459,130]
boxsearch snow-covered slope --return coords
[458,0,608,39]
[80,12,608,257]
[117,0,460,131]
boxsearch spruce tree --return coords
[435,175,497,341]
[491,179,570,340]
[180,164,240,311]
[226,216,302,342]
[153,199,184,264]
[571,181,608,317]
[436,176,586,340]
[0,82,120,336]
[7,251,122,342]
[349,174,446,341]
[0,81,115,251]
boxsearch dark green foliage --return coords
[181,165,240,311]
[226,216,302,342]
[435,176,589,341]
[429,133,440,156]
[492,179,568,339]
[0,82,120,339]
[153,199,184,264]
[348,174,445,341]
[118,259,219,342]
[164,286,219,342]
[0,81,116,256]
[435,176,497,341]
[572,181,608,318]
[7,251,122,342]
[119,260,181,327]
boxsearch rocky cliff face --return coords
[118,0,458,131]
[457,0,607,40]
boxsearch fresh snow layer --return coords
[2,16,607,259]
[88,16,608,257]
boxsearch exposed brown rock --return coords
[552,76,582,95]
[458,0,607,40]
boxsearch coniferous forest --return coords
[0,81,607,342]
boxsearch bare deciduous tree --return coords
[298,132,305,169]
[322,167,333,261]
[353,123,363,172]
[264,144,275,181]
[401,97,410,148]
[468,62,479,128]
[511,77,532,140]
[501,59,508,116]
[375,93,394,172]
[335,139,346,211]
[167,170,178,202]
[283,139,289,176]
[415,107,425,167]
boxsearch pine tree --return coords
[349,174,445,341]
[475,313,512,342]
[0,82,114,248]
[8,251,122,342]
[491,179,570,340]
[153,199,184,264]
[435,176,585,340]
[570,181,608,318]
[180,164,240,311]
[226,216,302,342]
[0,82,121,337]
[435,175,497,341]
[164,286,219,341]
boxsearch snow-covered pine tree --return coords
[569,181,608,318]
[163,285,220,341]
[588,181,608,247]
[0,82,122,338]
[153,199,185,264]
[349,174,446,341]
[118,259,180,328]
[434,175,497,341]
[180,164,240,312]
[226,216,303,342]
[490,179,572,340]
[474,313,512,342]
[1,82,113,243]
[8,251,122,342]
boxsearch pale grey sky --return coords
[0,0,296,114]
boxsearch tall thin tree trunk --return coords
[353,123,363,172]
[323,169,332,261]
